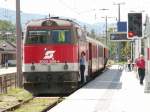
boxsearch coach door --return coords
[88,43,92,76]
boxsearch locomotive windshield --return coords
[26,29,71,44]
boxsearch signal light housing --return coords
[128,13,142,38]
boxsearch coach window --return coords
[98,46,103,57]
[77,28,82,38]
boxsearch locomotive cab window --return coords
[26,30,49,44]
[51,30,71,43]
[26,29,71,44]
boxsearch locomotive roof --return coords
[26,17,80,27]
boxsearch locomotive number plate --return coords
[39,60,57,64]
[40,60,49,64]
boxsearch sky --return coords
[0,0,150,24]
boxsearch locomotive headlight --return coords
[31,62,35,71]
[64,61,68,70]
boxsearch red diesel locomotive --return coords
[23,17,109,95]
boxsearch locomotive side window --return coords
[77,28,86,40]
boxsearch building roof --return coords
[0,40,16,53]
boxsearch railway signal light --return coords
[128,13,142,38]
[128,31,134,38]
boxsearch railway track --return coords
[0,87,65,112]
[0,96,63,112]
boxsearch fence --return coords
[0,73,17,94]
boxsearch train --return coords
[22,17,109,95]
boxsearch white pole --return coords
[134,37,139,58]
[145,35,150,93]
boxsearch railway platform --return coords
[0,67,16,75]
[48,65,150,112]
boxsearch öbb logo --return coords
[43,48,55,60]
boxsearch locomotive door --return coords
[88,43,92,76]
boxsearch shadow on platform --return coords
[84,68,123,90]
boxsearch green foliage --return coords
[7,87,33,101]
[109,41,131,61]
[109,41,117,58]
[14,97,59,112]
[0,20,15,32]
[0,20,16,42]
[0,87,33,110]
[120,42,131,59]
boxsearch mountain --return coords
[0,7,116,34]
[0,7,45,27]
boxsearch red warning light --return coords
[128,32,134,38]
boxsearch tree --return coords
[109,42,118,59]
[120,41,131,61]
[0,20,16,42]
[0,20,15,32]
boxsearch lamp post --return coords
[101,16,108,45]
[113,2,125,22]
[101,16,116,45]
[99,8,109,45]
[113,2,125,61]
[16,0,22,87]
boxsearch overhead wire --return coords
[55,0,117,24]
[57,0,80,15]
[57,0,97,19]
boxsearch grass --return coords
[0,87,60,112]
[0,87,33,110]
[14,97,59,112]
[7,88,33,101]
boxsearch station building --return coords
[0,40,16,67]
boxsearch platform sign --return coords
[117,22,127,32]
[110,32,131,41]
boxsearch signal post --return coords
[144,15,150,93]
